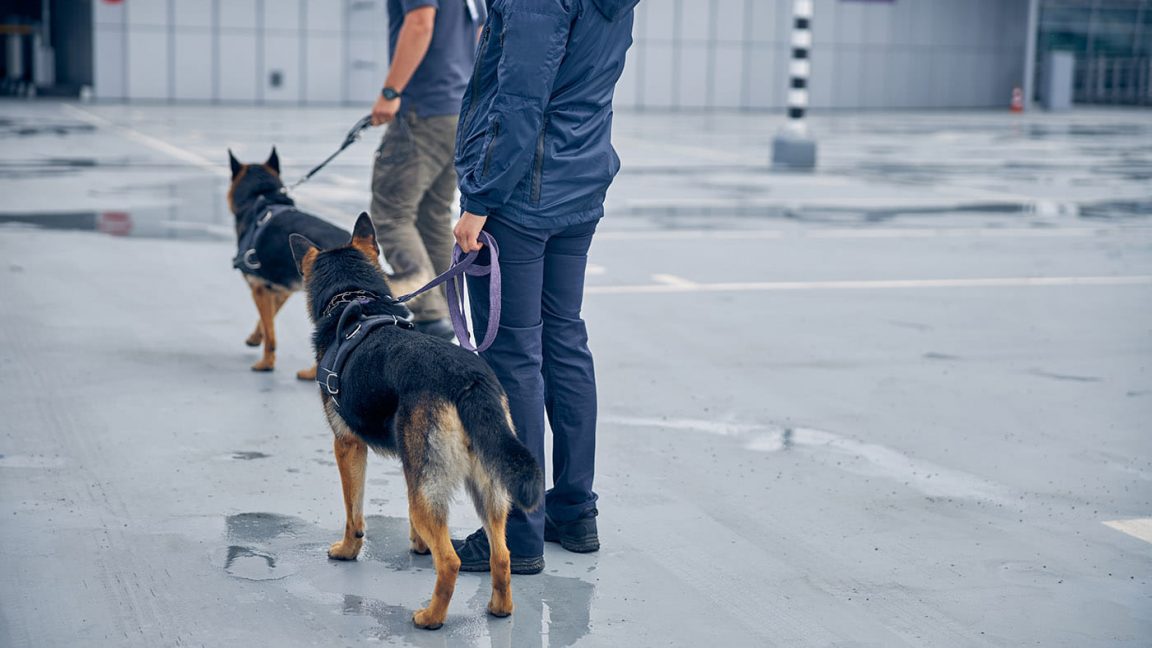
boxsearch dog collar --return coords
[320,290,379,319]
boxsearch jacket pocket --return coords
[529,115,549,205]
[480,120,500,179]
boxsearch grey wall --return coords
[92,0,1030,110]
[619,0,1031,110]
[93,0,388,104]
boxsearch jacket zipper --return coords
[462,25,491,132]
[530,115,548,204]
[481,121,499,179]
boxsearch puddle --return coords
[226,512,305,543]
[0,117,95,138]
[224,545,295,581]
[230,451,271,461]
[1028,369,1102,383]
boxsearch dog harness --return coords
[317,296,414,408]
[233,195,296,275]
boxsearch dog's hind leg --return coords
[328,434,367,560]
[245,319,263,347]
[409,520,430,555]
[407,492,459,630]
[249,284,278,371]
[483,497,514,617]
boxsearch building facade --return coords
[2,0,1149,109]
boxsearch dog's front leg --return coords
[328,433,367,560]
[249,285,277,371]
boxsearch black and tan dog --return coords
[289,214,543,629]
[227,148,348,378]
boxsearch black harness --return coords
[233,194,297,276]
[318,293,414,408]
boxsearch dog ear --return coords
[350,212,380,261]
[289,234,319,276]
[228,149,242,179]
[265,147,280,175]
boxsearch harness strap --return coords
[317,300,415,407]
[233,197,295,274]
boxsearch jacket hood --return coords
[591,0,640,21]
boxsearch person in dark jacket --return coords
[451,0,639,575]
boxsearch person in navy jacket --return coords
[452,0,640,574]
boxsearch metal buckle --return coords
[259,209,273,225]
[243,249,261,269]
[324,372,340,395]
[345,323,362,340]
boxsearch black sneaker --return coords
[452,528,544,575]
[414,318,456,341]
[544,508,600,553]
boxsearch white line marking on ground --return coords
[64,104,225,176]
[650,273,697,287]
[61,103,346,221]
[595,227,1152,242]
[600,416,764,436]
[1102,518,1152,545]
[585,263,607,276]
[586,275,1152,295]
[603,416,1011,503]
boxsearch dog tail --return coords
[456,380,544,512]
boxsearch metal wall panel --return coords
[218,32,259,102]
[126,29,169,100]
[173,30,214,101]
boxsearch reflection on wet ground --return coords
[220,512,596,646]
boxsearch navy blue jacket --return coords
[455,0,639,228]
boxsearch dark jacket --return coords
[455,0,639,228]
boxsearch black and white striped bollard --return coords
[772,0,817,169]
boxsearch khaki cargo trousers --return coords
[369,113,459,322]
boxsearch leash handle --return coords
[446,232,500,353]
[390,231,501,353]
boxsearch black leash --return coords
[282,114,374,194]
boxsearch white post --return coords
[772,0,817,169]
[1023,0,1040,111]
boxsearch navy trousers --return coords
[466,216,599,557]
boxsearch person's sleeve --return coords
[399,0,438,14]
[458,0,572,216]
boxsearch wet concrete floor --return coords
[0,100,1150,646]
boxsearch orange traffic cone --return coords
[1011,87,1024,113]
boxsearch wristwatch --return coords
[381,86,400,100]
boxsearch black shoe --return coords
[414,318,456,341]
[452,528,545,575]
[544,508,600,553]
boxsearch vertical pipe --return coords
[1023,0,1039,110]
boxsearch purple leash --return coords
[390,231,500,353]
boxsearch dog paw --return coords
[295,366,317,381]
[250,360,275,372]
[410,540,430,555]
[327,539,362,561]
[487,598,513,618]
[412,608,444,630]
[245,333,263,347]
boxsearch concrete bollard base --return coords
[771,133,818,170]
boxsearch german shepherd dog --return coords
[289,214,543,629]
[227,148,348,378]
